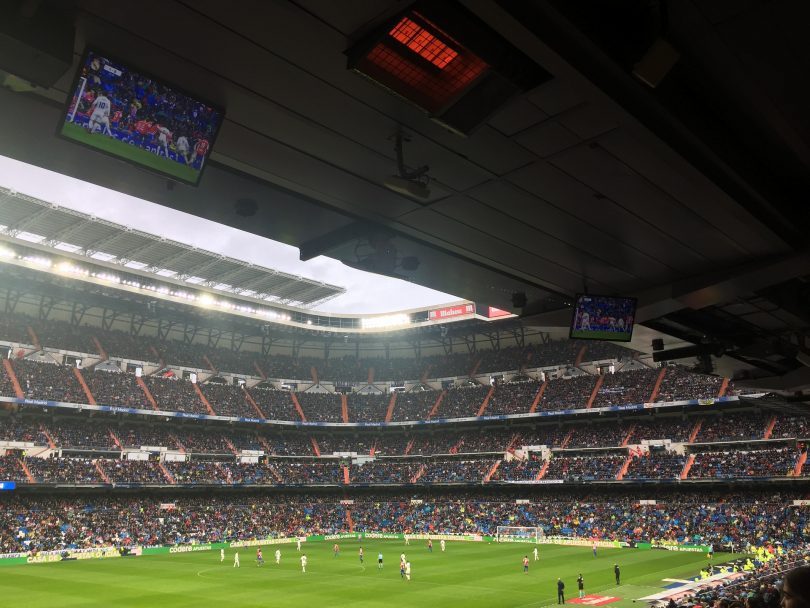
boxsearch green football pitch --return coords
[0,539,729,608]
[60,122,200,183]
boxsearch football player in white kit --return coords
[233,551,240,568]
[440,539,446,552]
[87,92,112,136]
[176,134,190,164]
[300,554,307,573]
[275,549,281,564]
[155,124,172,157]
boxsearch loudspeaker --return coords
[633,38,679,89]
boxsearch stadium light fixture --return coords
[360,313,410,329]
[0,246,14,258]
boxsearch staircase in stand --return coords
[136,377,159,410]
[253,361,267,380]
[214,462,232,484]
[158,462,176,484]
[310,437,321,457]
[574,345,587,367]
[310,366,319,385]
[528,381,547,414]
[108,429,122,449]
[2,359,24,398]
[72,367,97,405]
[267,463,283,483]
[91,336,108,361]
[346,510,354,533]
[148,345,165,369]
[468,357,482,378]
[385,392,397,423]
[718,377,730,397]
[794,451,808,476]
[426,391,446,420]
[18,459,35,483]
[94,460,112,484]
[476,386,496,417]
[560,430,574,449]
[257,435,274,455]
[535,460,550,480]
[39,425,56,449]
[621,425,636,447]
[369,440,377,457]
[191,383,217,416]
[410,464,426,483]
[616,455,633,480]
[290,392,307,422]
[680,454,696,480]
[26,326,41,351]
[169,433,186,453]
[242,388,266,419]
[340,394,349,423]
[483,460,502,483]
[404,438,415,456]
[586,375,604,408]
[649,367,667,403]
[763,415,777,440]
[367,366,374,385]
[202,355,217,374]
[688,419,703,443]
[342,465,350,485]
[420,365,430,385]
[224,437,239,456]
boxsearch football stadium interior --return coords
[0,1,808,607]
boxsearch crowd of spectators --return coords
[142,375,208,415]
[538,375,597,411]
[490,454,545,481]
[347,393,389,422]
[351,461,419,484]
[697,413,770,442]
[543,454,625,480]
[593,368,662,407]
[420,458,496,483]
[391,390,438,422]
[0,489,808,554]
[25,456,100,483]
[689,447,800,478]
[656,366,726,402]
[485,380,541,415]
[247,386,299,420]
[434,384,490,419]
[9,359,85,404]
[623,450,685,480]
[296,392,343,423]
[81,368,149,409]
[102,459,167,484]
[199,382,256,418]
[566,424,628,449]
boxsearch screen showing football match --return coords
[570,294,636,342]
[60,49,223,186]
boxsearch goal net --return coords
[495,526,544,544]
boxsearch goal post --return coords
[495,526,544,544]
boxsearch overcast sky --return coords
[0,154,460,314]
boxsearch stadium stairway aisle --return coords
[341,394,349,423]
[574,345,587,367]
[476,386,496,417]
[346,509,354,533]
[39,425,56,449]
[242,388,266,419]
[18,459,34,483]
[404,438,415,455]
[427,391,446,420]
[535,460,550,480]
[310,437,321,457]
[192,383,217,416]
[411,464,426,483]
[794,451,808,476]
[688,419,703,442]
[253,361,267,380]
[528,381,547,413]
[136,376,159,410]
[202,355,217,374]
[384,392,397,423]
[616,455,633,480]
[718,377,730,397]
[468,356,482,378]
[108,429,122,449]
[342,465,350,484]
[764,416,777,439]
[586,375,604,408]
[94,461,112,484]
[26,325,40,351]
[483,460,502,483]
[680,454,696,479]
[310,365,318,385]
[367,366,374,385]
[158,462,175,484]
[72,367,97,405]
[1,359,24,398]
[649,367,667,402]
[91,336,108,362]
[290,393,307,422]
[223,437,238,456]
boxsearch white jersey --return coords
[156,126,171,142]
[275,549,281,562]
[440,540,445,551]
[301,556,307,566]
[297,539,302,551]
[400,553,406,563]
[177,136,189,151]
[405,562,411,574]
[91,95,111,116]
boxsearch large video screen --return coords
[60,49,224,186]
[570,294,637,342]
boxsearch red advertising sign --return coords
[570,596,621,606]
[428,303,474,320]
[487,306,512,318]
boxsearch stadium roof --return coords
[0,187,345,308]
